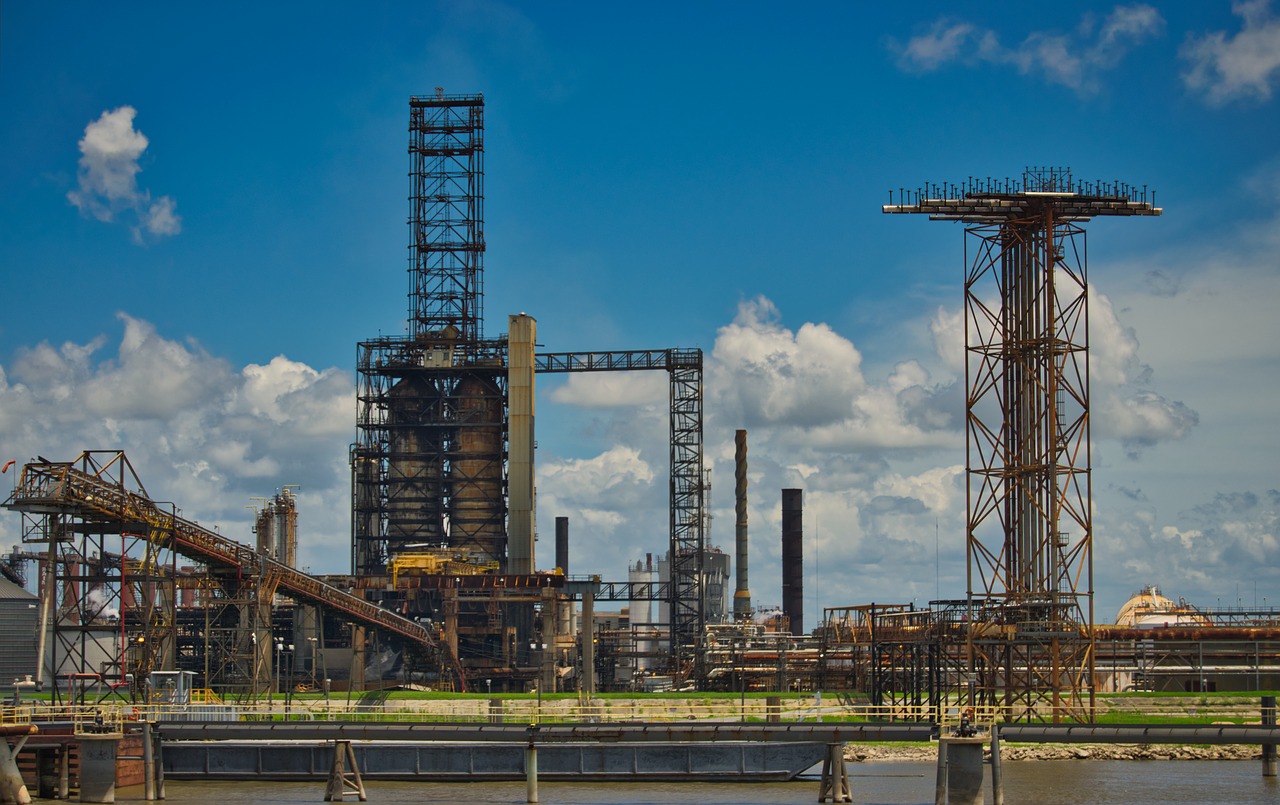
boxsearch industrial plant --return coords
[4,94,1280,722]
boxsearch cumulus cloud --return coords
[1100,490,1280,612]
[547,372,667,408]
[1182,0,1280,105]
[67,106,181,242]
[892,5,1164,93]
[0,314,353,571]
[709,297,959,452]
[1089,288,1198,455]
[535,445,666,576]
[709,296,865,428]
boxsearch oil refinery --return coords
[4,93,1280,723]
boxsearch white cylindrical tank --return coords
[630,555,655,673]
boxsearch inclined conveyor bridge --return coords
[4,453,463,688]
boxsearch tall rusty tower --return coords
[885,167,1161,721]
[353,92,508,578]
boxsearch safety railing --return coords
[1,699,1029,728]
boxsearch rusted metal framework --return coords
[353,94,711,689]
[2,452,175,703]
[884,167,1161,721]
[534,349,707,682]
[352,93,514,687]
[353,339,508,575]
[354,93,508,578]
[819,604,969,714]
[4,451,455,698]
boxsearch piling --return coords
[143,722,155,801]
[323,740,366,802]
[933,739,947,805]
[525,739,538,803]
[990,726,1004,805]
[1263,695,1277,778]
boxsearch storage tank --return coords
[1114,585,1212,628]
[629,555,656,673]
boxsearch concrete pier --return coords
[936,737,984,805]
[77,733,123,804]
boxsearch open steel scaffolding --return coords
[884,167,1161,720]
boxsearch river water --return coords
[117,761,1279,804]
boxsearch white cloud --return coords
[535,445,665,576]
[0,315,353,572]
[709,296,866,429]
[1182,0,1280,104]
[708,297,959,453]
[539,445,656,495]
[1100,491,1280,613]
[548,372,667,408]
[67,106,181,242]
[900,21,975,71]
[893,5,1164,93]
[1088,288,1198,455]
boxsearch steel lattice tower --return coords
[885,167,1161,721]
[408,94,485,343]
[353,93,508,577]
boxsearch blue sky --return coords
[3,2,1280,626]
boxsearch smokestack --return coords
[733,430,752,620]
[781,488,803,635]
[555,516,569,574]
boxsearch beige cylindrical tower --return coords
[507,314,536,575]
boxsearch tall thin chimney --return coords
[733,430,752,620]
[555,516,569,574]
[781,488,803,635]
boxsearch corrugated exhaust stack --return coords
[781,488,803,636]
[555,516,569,574]
[733,430,752,621]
